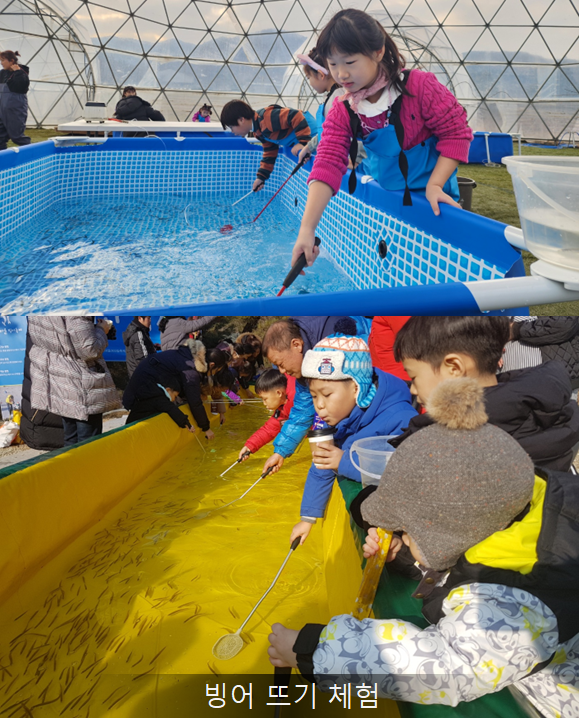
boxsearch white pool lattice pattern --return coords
[0,147,508,294]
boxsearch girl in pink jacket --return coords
[293,8,473,270]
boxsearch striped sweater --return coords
[253,106,312,181]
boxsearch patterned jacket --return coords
[295,469,579,717]
[253,106,312,182]
[28,317,119,421]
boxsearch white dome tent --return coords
[1,0,578,141]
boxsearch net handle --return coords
[238,538,300,632]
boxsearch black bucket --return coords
[457,176,477,211]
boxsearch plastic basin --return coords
[349,436,396,487]
[503,155,579,271]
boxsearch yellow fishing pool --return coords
[0,405,399,718]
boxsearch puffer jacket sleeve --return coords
[273,379,315,458]
[512,316,579,345]
[130,330,151,370]
[245,415,282,453]
[300,463,335,519]
[156,398,191,429]
[66,319,108,360]
[181,368,210,431]
[308,583,559,706]
[183,316,216,334]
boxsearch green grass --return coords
[461,144,579,314]
[15,131,579,314]
[9,128,60,146]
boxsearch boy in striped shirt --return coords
[220,100,312,191]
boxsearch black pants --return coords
[0,96,31,150]
[62,413,103,445]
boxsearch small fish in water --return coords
[219,224,233,233]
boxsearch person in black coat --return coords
[114,86,165,122]
[125,370,193,430]
[0,50,30,150]
[123,340,215,438]
[123,316,156,378]
[392,360,579,472]
[504,316,579,388]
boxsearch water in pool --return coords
[0,193,355,314]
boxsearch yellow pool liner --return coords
[0,405,399,718]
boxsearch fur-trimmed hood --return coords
[180,339,207,373]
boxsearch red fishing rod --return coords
[252,154,310,224]
[277,237,321,296]
[221,154,311,233]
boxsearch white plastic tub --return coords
[503,156,579,272]
[349,436,396,487]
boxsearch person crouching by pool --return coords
[0,50,31,150]
[124,371,195,432]
[123,339,215,439]
[290,333,416,545]
[220,100,313,192]
[238,369,296,462]
[267,379,579,719]
[290,8,473,272]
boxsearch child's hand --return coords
[205,428,215,440]
[268,623,299,668]
[425,183,462,216]
[291,230,320,271]
[363,528,381,559]
[291,520,313,545]
[252,178,264,192]
[291,143,305,158]
[362,529,403,562]
[312,441,343,470]
[263,452,284,474]
[187,425,196,433]
[386,535,403,562]
[298,146,310,164]
[239,446,251,461]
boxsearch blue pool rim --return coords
[0,138,528,315]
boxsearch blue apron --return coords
[363,125,460,201]
[346,70,459,205]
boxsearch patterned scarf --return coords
[342,67,389,113]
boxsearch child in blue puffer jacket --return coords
[290,333,416,544]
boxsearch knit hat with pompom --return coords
[361,378,535,572]
[301,334,376,408]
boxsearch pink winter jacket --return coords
[308,69,473,194]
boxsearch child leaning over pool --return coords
[220,100,313,192]
[268,378,579,718]
[290,333,416,545]
[292,8,473,270]
[238,369,296,461]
